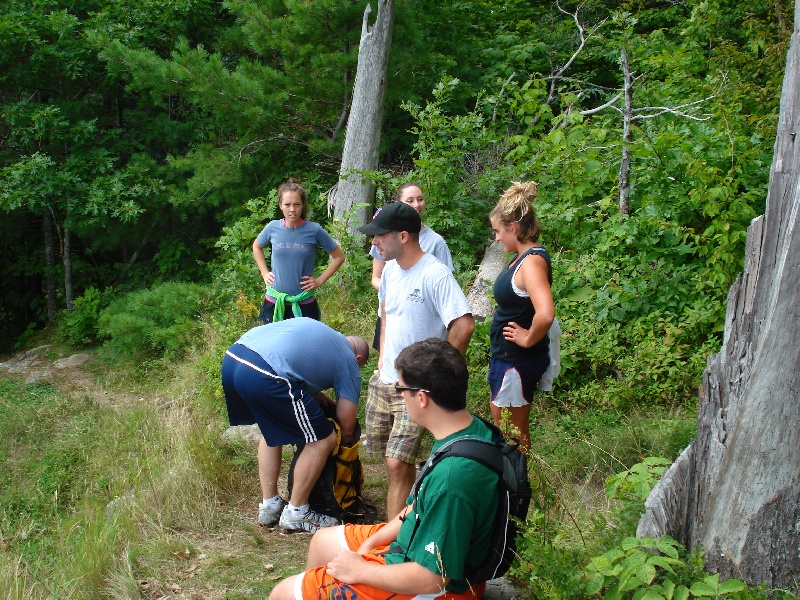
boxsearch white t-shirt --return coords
[371,226,454,317]
[378,253,471,383]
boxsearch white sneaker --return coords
[278,505,338,534]
[258,498,287,527]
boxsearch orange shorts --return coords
[295,524,486,600]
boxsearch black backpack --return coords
[408,418,531,583]
[287,417,378,525]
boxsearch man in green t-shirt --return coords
[269,338,499,600]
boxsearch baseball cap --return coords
[357,202,422,235]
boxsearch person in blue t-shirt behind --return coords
[221,318,370,533]
[253,178,345,324]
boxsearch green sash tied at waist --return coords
[266,287,315,322]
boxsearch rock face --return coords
[221,424,262,444]
[53,353,91,369]
[0,346,93,384]
[466,240,508,322]
[637,3,800,589]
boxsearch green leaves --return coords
[689,573,747,597]
[606,457,672,502]
[97,282,219,359]
[585,537,687,599]
[584,536,748,599]
[403,77,508,272]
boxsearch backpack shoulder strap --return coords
[436,438,504,475]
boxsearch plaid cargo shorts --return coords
[364,371,423,464]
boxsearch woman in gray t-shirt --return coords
[253,178,345,323]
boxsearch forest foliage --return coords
[0,0,794,596]
[1,0,787,357]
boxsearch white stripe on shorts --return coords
[491,366,529,408]
[225,349,318,443]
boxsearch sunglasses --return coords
[395,384,430,395]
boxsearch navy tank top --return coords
[489,247,552,361]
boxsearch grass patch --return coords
[0,290,717,599]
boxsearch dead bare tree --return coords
[637,1,800,588]
[539,3,716,217]
[328,0,394,234]
[577,50,715,216]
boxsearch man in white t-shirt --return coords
[358,203,475,518]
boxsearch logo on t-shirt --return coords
[406,289,424,303]
[425,541,436,555]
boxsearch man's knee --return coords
[385,456,415,481]
[269,574,298,600]
[307,525,343,567]
[319,430,337,452]
[303,430,337,455]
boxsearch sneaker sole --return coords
[279,526,314,535]
[259,520,280,528]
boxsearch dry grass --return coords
[0,334,390,600]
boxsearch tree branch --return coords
[581,92,623,115]
[548,1,607,104]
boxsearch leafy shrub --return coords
[97,282,216,359]
[605,456,671,503]
[55,286,116,347]
[404,78,512,274]
[578,459,760,600]
[213,193,280,307]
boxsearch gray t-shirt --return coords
[256,219,339,297]
[236,318,361,404]
[378,253,471,383]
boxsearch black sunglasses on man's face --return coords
[395,384,430,395]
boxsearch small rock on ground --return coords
[53,353,92,369]
[483,577,523,600]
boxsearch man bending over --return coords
[221,317,369,533]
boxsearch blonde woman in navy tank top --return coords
[488,182,555,451]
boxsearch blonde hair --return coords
[490,181,540,243]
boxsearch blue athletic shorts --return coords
[221,343,333,446]
[488,354,549,407]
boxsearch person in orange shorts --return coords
[269,338,499,600]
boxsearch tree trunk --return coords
[618,48,632,218]
[62,225,74,311]
[329,0,394,233]
[466,241,508,322]
[42,207,58,322]
[637,2,800,588]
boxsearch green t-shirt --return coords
[384,416,499,592]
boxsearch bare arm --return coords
[252,238,274,286]
[335,397,358,445]
[371,257,385,291]
[300,246,346,291]
[504,254,555,348]
[356,507,407,553]
[378,302,386,370]
[446,314,476,355]
[326,550,449,595]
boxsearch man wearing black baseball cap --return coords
[357,201,423,236]
[357,203,475,519]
